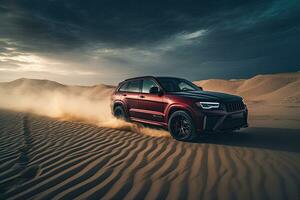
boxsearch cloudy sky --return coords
[0,0,299,85]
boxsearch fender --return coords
[165,103,197,123]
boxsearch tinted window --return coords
[118,82,128,92]
[178,82,195,91]
[127,80,141,93]
[157,78,200,92]
[142,79,158,93]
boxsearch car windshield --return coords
[156,77,201,92]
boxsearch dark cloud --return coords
[0,0,278,49]
[0,0,299,84]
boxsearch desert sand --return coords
[0,72,300,200]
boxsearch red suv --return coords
[111,76,248,141]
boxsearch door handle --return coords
[140,95,145,98]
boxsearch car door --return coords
[135,78,165,122]
[123,79,142,119]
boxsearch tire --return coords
[113,105,128,121]
[168,111,197,141]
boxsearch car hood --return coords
[169,90,243,102]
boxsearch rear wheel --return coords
[113,105,128,121]
[168,111,196,141]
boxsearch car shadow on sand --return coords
[193,127,300,153]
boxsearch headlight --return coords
[196,102,220,109]
[242,98,246,105]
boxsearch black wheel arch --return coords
[167,106,194,123]
[113,101,125,110]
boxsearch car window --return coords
[127,80,141,93]
[142,79,158,93]
[157,78,200,92]
[118,82,128,92]
[178,82,195,91]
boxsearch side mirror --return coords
[149,86,163,95]
[198,86,203,90]
[149,86,159,94]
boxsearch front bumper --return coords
[196,108,248,132]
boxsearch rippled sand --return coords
[0,110,299,200]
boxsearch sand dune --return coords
[194,72,300,104]
[0,110,299,200]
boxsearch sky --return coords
[0,0,300,85]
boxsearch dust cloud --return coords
[0,79,169,137]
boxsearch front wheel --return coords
[168,111,197,141]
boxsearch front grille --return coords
[226,101,245,112]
